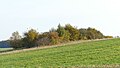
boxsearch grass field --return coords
[0,48,13,52]
[0,39,120,68]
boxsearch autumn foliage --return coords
[9,24,107,49]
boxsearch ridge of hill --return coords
[0,41,11,48]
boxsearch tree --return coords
[9,39,23,49]
[62,30,70,42]
[57,24,65,37]
[57,24,70,42]
[10,31,21,40]
[22,29,39,48]
[37,32,60,46]
[96,31,104,39]
[9,31,22,49]
[37,32,51,46]
[79,28,88,40]
[65,24,80,41]
[87,27,95,39]
[49,28,56,32]
[87,27,104,39]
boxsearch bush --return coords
[37,37,50,46]
[9,40,23,49]
[49,32,60,45]
[79,29,88,40]
[37,33,51,46]
[37,32,60,46]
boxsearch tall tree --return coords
[22,29,39,48]
[49,28,56,32]
[9,31,22,49]
[57,24,70,42]
[57,24,64,37]
[10,31,21,40]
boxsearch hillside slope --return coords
[0,41,11,48]
[0,39,120,68]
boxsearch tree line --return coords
[9,24,113,49]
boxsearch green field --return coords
[0,48,13,52]
[0,39,120,68]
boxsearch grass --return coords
[0,38,120,68]
[0,48,13,52]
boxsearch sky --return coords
[0,0,120,40]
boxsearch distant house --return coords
[0,41,11,48]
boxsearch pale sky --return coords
[0,0,120,40]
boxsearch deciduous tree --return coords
[65,24,79,41]
[22,29,39,48]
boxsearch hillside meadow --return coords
[0,38,120,68]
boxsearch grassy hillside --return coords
[0,39,120,68]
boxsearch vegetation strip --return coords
[9,24,112,49]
